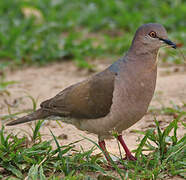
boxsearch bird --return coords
[7,23,176,164]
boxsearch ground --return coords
[1,59,185,159]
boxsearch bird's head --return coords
[131,23,176,53]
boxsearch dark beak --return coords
[159,38,177,49]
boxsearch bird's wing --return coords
[40,68,116,119]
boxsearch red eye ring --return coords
[149,31,157,38]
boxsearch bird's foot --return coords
[104,164,115,170]
[117,135,137,161]
[102,163,126,170]
[123,154,137,161]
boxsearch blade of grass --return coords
[81,135,124,179]
[32,120,44,142]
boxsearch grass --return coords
[0,72,17,96]
[0,1,185,178]
[0,0,185,69]
[0,99,185,179]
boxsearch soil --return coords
[0,60,185,178]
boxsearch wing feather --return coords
[41,69,116,119]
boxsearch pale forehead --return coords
[136,23,167,37]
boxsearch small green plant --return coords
[0,123,109,179]
[0,74,17,96]
[150,102,186,120]
[1,101,185,179]
[0,0,185,68]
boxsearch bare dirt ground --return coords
[0,60,186,158]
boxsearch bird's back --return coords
[41,67,117,119]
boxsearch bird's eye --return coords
[149,31,157,38]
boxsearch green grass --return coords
[0,72,17,96]
[0,1,185,178]
[0,0,185,69]
[0,102,185,179]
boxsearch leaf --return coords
[6,163,23,178]
[135,133,148,158]
[0,81,18,90]
[0,126,5,146]
[28,164,39,180]
[39,166,46,180]
[25,95,38,111]
[78,163,105,174]
[162,119,177,143]
[50,129,63,159]
[155,120,162,143]
[32,120,44,142]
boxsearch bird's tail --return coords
[6,109,50,126]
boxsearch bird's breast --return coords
[110,65,157,131]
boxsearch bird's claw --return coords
[103,163,126,170]
[123,154,137,161]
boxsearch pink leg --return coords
[117,135,137,161]
[98,140,111,163]
[99,140,127,170]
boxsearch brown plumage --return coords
[6,23,176,165]
[7,68,116,126]
[41,69,116,119]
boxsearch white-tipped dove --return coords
[7,23,176,163]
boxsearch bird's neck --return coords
[125,47,159,72]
